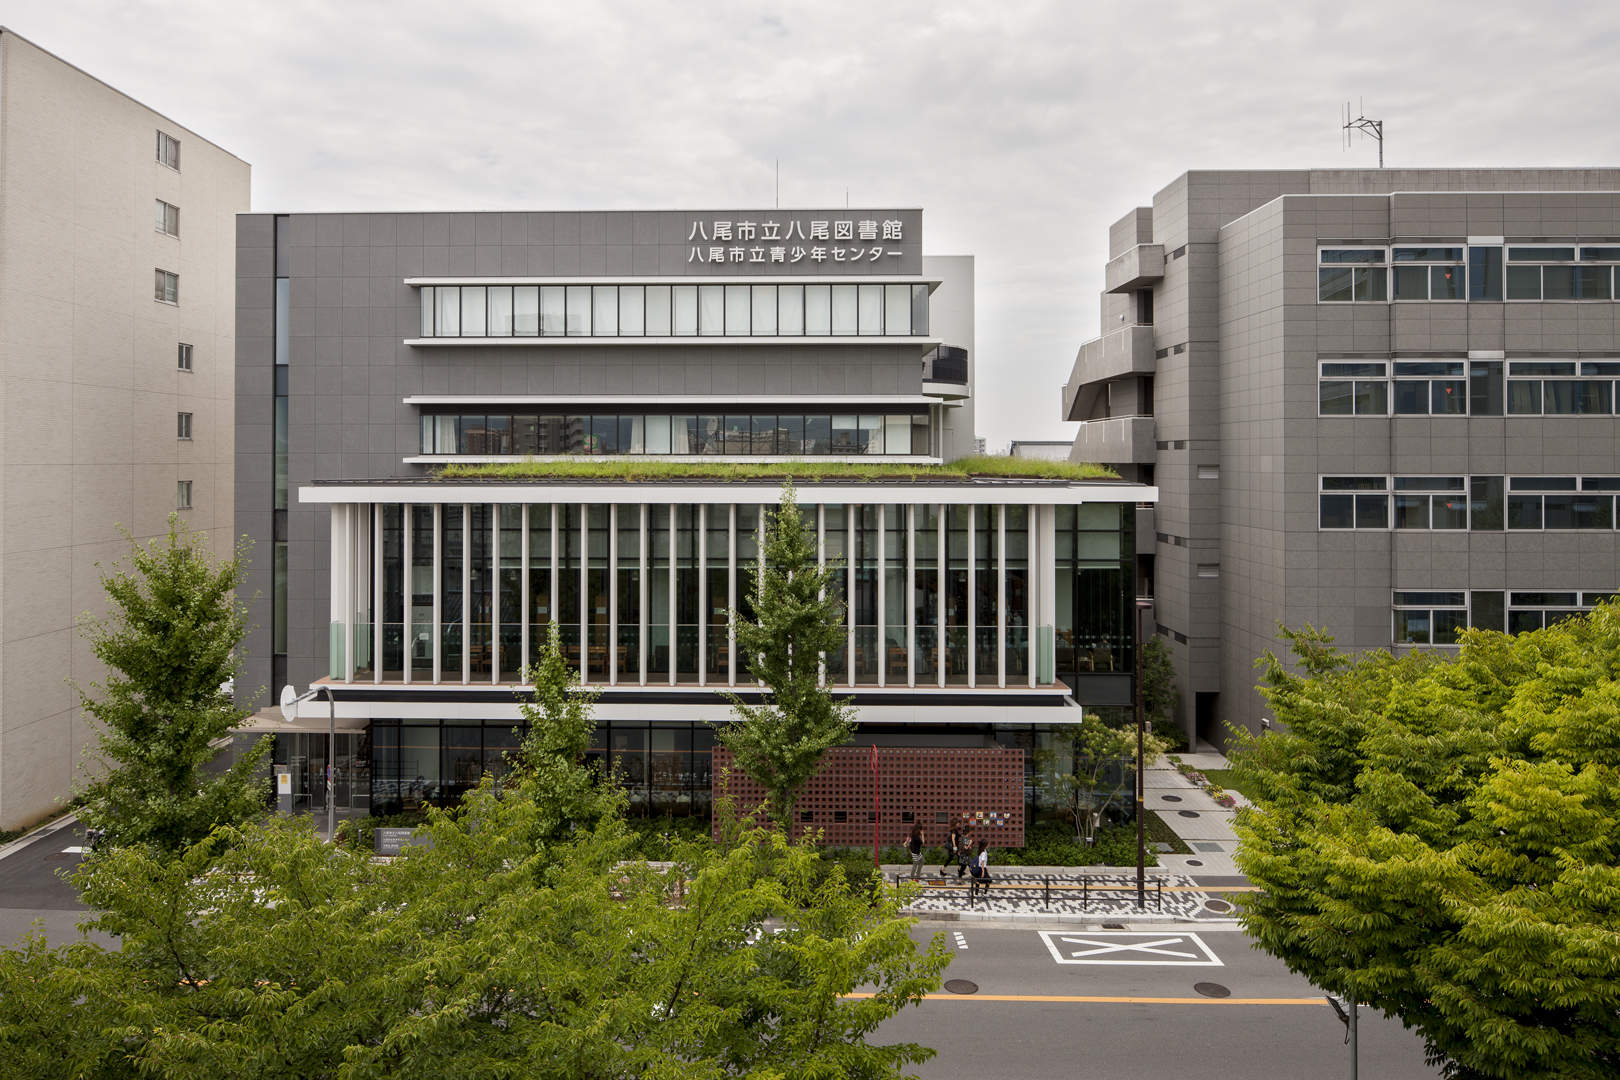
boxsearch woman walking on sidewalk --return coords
[941,818,962,877]
[968,838,992,896]
[907,822,926,880]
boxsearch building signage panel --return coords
[684,212,915,269]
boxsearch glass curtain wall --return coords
[331,500,1131,691]
[884,505,906,684]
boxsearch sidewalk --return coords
[1147,747,1242,877]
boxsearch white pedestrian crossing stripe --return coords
[1038,930,1222,966]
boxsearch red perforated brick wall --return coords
[711,746,1025,847]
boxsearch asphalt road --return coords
[875,921,1440,1080]
[0,819,104,950]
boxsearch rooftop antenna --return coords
[1342,98,1384,167]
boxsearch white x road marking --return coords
[1038,930,1223,966]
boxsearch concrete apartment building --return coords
[0,30,248,829]
[1064,168,1620,747]
[239,207,1149,836]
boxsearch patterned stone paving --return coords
[894,873,1231,921]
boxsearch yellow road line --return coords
[844,993,1324,1005]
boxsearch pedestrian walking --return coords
[907,822,926,880]
[941,818,961,877]
[968,838,992,896]
[956,826,973,879]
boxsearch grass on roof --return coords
[436,455,1117,482]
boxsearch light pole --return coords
[280,683,339,841]
[1134,597,1154,910]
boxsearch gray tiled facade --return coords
[234,209,977,708]
[1065,169,1620,747]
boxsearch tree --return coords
[0,629,950,1080]
[1140,637,1181,737]
[74,515,270,852]
[716,483,855,828]
[1231,613,1620,1080]
[512,621,617,841]
[1034,714,1166,843]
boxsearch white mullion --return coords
[638,503,648,686]
[432,504,442,685]
[402,503,413,685]
[520,503,529,683]
[967,504,976,690]
[344,505,357,684]
[609,504,619,686]
[550,504,559,662]
[728,503,737,688]
[373,503,383,685]
[667,504,676,687]
[937,503,946,689]
[882,504,893,690]
[1027,503,1037,689]
[997,504,1006,689]
[491,503,500,687]
[906,504,915,689]
[578,504,588,683]
[876,503,886,689]
[847,505,856,689]
[462,502,471,685]
[697,504,707,688]
[817,503,826,688]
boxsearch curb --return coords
[905,909,1240,925]
[0,812,79,865]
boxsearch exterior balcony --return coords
[1062,325,1155,420]
[921,344,970,400]
[1104,244,1165,293]
[1068,414,1155,466]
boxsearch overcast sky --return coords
[9,1,1620,449]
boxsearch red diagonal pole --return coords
[871,743,880,868]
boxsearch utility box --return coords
[275,771,293,817]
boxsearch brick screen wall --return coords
[711,746,1025,847]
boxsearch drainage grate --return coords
[944,979,978,995]
[1178,810,1201,818]
[1204,899,1234,914]
[1194,982,1231,998]
[1160,795,1182,802]
[42,853,70,861]
[1101,922,1126,930]
[1186,860,1204,867]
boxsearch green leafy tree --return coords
[1140,637,1181,738]
[512,621,618,839]
[1232,614,1620,1080]
[716,483,855,828]
[1034,714,1166,843]
[0,636,949,1080]
[74,515,269,852]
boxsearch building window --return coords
[177,481,192,509]
[154,269,179,304]
[1196,464,1218,480]
[1393,477,1468,530]
[1392,361,1468,415]
[417,411,932,458]
[1390,247,1467,301]
[157,130,180,170]
[1318,362,1389,415]
[177,412,193,440]
[1392,592,1468,645]
[1319,476,1388,529]
[1318,249,1388,302]
[178,343,193,371]
[416,281,928,339]
[1196,564,1220,578]
[155,199,180,237]
[1506,361,1617,415]
[1506,247,1615,301]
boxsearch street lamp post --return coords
[279,683,339,841]
[1134,597,1154,910]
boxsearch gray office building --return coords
[235,208,1149,830]
[1064,169,1620,747]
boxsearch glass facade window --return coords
[327,499,1131,694]
[418,410,932,457]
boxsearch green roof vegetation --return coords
[435,455,1118,482]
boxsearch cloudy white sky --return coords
[9,1,1620,448]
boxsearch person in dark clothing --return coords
[968,838,992,896]
[956,826,974,878]
[943,820,963,877]
[908,822,926,880]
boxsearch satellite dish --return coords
[279,683,300,723]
